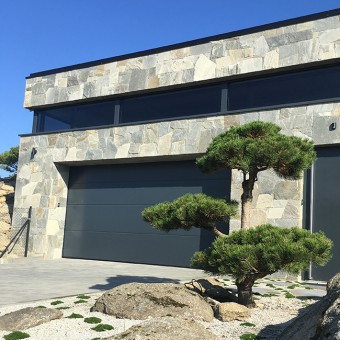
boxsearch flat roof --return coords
[27,8,340,79]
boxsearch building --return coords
[14,9,340,281]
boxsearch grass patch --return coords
[67,313,84,319]
[285,292,295,299]
[265,283,276,288]
[74,299,88,304]
[76,295,91,299]
[50,300,64,306]
[275,287,283,290]
[262,293,279,298]
[305,286,313,290]
[91,324,114,332]
[56,306,70,310]
[4,331,30,340]
[240,322,256,327]
[240,334,258,340]
[35,306,46,309]
[287,284,299,289]
[84,317,102,324]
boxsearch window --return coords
[33,64,340,133]
[228,65,340,111]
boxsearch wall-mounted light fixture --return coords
[329,122,337,131]
[30,147,37,160]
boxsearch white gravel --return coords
[0,280,324,340]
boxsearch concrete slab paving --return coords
[0,258,205,306]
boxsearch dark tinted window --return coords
[228,66,340,111]
[120,85,222,124]
[37,101,115,132]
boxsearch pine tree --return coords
[196,121,316,229]
[0,146,19,177]
[191,225,333,307]
[142,193,237,237]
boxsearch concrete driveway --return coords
[0,258,205,306]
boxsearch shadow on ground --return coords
[89,274,180,291]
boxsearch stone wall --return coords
[14,101,340,258]
[24,13,340,108]
[0,178,15,254]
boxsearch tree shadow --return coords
[89,274,180,291]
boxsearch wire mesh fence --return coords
[0,207,31,259]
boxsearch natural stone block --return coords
[268,207,285,219]
[256,194,273,209]
[194,55,216,81]
[215,302,250,322]
[274,181,299,200]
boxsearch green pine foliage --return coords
[142,193,237,235]
[0,146,19,175]
[192,225,332,306]
[196,122,316,179]
[192,225,332,279]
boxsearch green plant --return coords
[56,307,70,310]
[36,306,46,308]
[84,317,102,324]
[192,225,332,307]
[0,146,19,176]
[4,331,30,340]
[240,333,258,340]
[76,295,91,299]
[74,299,87,304]
[142,193,237,237]
[285,292,295,299]
[305,286,313,290]
[287,284,299,289]
[91,324,114,332]
[240,322,256,327]
[196,121,316,229]
[50,300,64,305]
[67,313,84,319]
[265,283,276,288]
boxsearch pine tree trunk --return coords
[212,227,226,237]
[241,173,256,230]
[236,277,256,308]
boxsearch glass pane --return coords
[228,66,340,111]
[120,85,222,123]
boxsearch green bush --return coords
[192,225,332,306]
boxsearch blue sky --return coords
[0,0,339,176]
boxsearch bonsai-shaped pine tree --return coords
[191,225,333,307]
[196,121,316,229]
[0,146,19,177]
[142,193,237,237]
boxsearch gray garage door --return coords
[62,160,231,267]
[307,147,340,281]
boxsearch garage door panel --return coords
[65,204,200,236]
[63,160,231,267]
[63,230,200,267]
[67,184,204,205]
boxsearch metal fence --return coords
[0,207,31,259]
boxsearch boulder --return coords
[0,307,63,331]
[185,277,237,303]
[277,273,340,340]
[215,302,250,322]
[104,317,219,340]
[91,283,214,322]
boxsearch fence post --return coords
[24,206,32,257]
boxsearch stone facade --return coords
[15,11,340,259]
[0,179,15,255]
[25,14,340,108]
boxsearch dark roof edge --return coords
[26,8,340,79]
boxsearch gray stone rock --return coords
[105,317,219,340]
[274,181,299,200]
[0,307,63,331]
[215,302,250,322]
[91,283,214,322]
[266,30,313,48]
[277,273,340,340]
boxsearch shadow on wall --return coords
[89,275,180,291]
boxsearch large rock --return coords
[185,277,238,303]
[0,307,63,331]
[91,283,214,322]
[104,317,219,340]
[215,302,250,322]
[277,273,340,340]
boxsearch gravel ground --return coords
[0,278,325,340]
